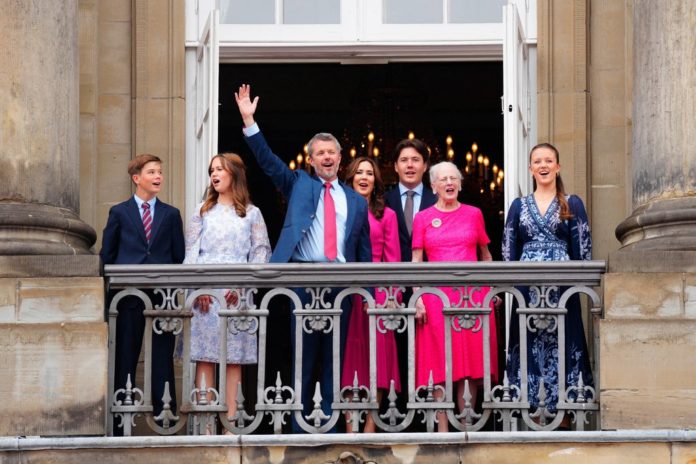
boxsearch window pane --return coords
[283,0,340,24]
[384,0,443,24]
[449,0,506,23]
[220,0,275,24]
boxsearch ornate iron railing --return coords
[104,261,605,435]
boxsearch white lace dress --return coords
[184,202,271,364]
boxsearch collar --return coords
[398,182,423,196]
[133,194,157,209]
[321,178,342,190]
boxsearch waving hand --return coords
[234,84,259,128]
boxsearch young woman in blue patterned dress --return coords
[502,143,593,416]
[184,153,271,425]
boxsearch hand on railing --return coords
[194,295,212,313]
[415,296,427,324]
[224,289,239,307]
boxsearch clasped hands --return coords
[195,290,239,313]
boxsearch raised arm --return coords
[234,84,297,197]
[234,84,258,128]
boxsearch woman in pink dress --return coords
[412,161,498,432]
[341,156,402,433]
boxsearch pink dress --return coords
[412,204,498,387]
[341,207,402,392]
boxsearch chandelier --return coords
[288,133,504,199]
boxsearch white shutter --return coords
[190,9,219,214]
[502,2,532,214]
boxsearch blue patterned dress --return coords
[502,194,593,410]
[184,202,271,364]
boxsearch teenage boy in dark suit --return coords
[101,154,185,434]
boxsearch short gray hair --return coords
[306,133,342,157]
[429,161,462,185]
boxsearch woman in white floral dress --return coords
[184,153,271,424]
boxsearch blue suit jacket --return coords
[245,131,372,264]
[100,197,185,265]
[385,186,437,262]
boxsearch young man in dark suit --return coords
[101,154,185,434]
[384,139,436,422]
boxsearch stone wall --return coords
[2,436,696,463]
[537,0,633,261]
[79,0,186,249]
[601,253,696,429]
[0,277,106,436]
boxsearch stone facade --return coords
[2,436,696,463]
[0,0,693,440]
[0,277,106,436]
[79,0,185,249]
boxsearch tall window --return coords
[220,0,341,24]
[384,0,506,24]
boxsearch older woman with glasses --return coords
[411,161,499,432]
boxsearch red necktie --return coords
[323,182,337,261]
[142,202,152,243]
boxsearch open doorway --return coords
[218,61,506,259]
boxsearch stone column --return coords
[0,0,105,436]
[601,0,696,430]
[614,0,696,251]
[0,0,95,255]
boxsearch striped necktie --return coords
[142,202,152,243]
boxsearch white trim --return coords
[503,2,534,215]
[210,43,505,62]
[186,9,219,220]
[184,1,538,221]
[186,1,537,46]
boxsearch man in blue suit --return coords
[235,84,372,430]
[101,154,185,435]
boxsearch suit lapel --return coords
[420,188,436,211]
[312,177,322,211]
[126,197,148,245]
[149,200,166,245]
[343,183,357,234]
[390,189,408,233]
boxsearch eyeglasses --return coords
[437,176,460,184]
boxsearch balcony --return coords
[103,261,605,436]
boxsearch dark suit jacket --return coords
[245,130,372,264]
[100,197,185,266]
[385,186,437,262]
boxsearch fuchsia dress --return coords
[412,204,498,387]
[341,207,402,392]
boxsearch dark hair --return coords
[344,157,386,219]
[530,143,572,220]
[128,154,161,177]
[391,138,430,164]
[200,153,250,218]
